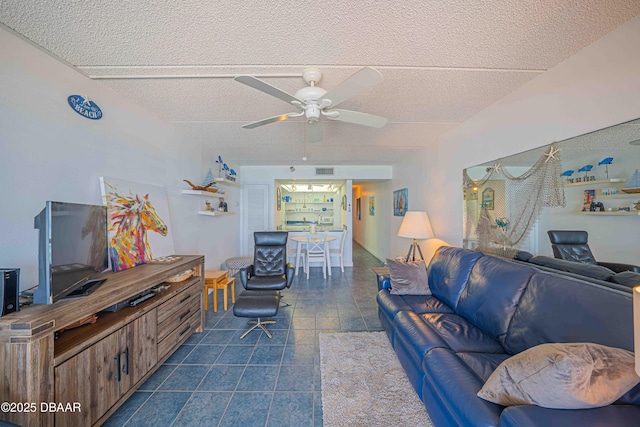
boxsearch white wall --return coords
[0,28,238,291]
[353,148,448,262]
[421,16,640,263]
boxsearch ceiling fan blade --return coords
[234,75,300,105]
[306,122,323,143]
[320,67,384,108]
[242,114,291,129]
[328,109,388,128]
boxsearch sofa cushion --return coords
[528,255,615,281]
[420,313,505,354]
[393,311,450,365]
[422,347,503,427]
[386,258,431,295]
[428,246,483,310]
[611,271,640,288]
[500,405,640,427]
[477,342,640,409]
[456,255,534,344]
[377,291,453,321]
[514,250,533,262]
[457,352,511,383]
[392,310,451,396]
[504,272,634,354]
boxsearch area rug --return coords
[319,331,433,427]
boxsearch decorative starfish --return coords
[544,145,560,163]
[492,163,501,174]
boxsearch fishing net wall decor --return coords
[463,143,566,258]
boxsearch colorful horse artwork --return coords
[105,186,169,271]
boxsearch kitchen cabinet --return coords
[281,191,339,230]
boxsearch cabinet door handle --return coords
[122,347,129,375]
[178,324,191,337]
[179,293,192,304]
[178,309,191,321]
[115,353,121,382]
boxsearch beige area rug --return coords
[319,331,433,427]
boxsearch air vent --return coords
[315,167,334,176]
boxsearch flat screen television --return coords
[34,201,109,304]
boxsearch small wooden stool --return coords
[204,270,236,312]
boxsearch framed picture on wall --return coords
[482,187,494,210]
[393,188,408,216]
[356,198,361,220]
[276,186,281,211]
[369,196,375,216]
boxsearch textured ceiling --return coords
[2,1,639,166]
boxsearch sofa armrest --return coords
[379,277,391,290]
[597,261,640,273]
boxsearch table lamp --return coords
[634,286,640,376]
[397,211,434,261]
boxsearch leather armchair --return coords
[547,230,640,273]
[239,231,295,290]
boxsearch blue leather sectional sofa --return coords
[377,246,640,426]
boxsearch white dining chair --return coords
[306,234,328,279]
[288,239,306,274]
[330,229,348,272]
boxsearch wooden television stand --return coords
[0,255,204,427]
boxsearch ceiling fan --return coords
[234,67,387,142]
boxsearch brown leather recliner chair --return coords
[547,230,640,273]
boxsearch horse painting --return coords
[105,187,169,271]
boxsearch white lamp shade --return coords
[634,286,640,376]
[398,211,434,240]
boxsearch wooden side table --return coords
[218,277,235,311]
[204,270,236,312]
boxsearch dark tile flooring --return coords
[105,242,384,427]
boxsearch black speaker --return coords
[0,268,19,316]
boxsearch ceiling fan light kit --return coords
[234,66,388,143]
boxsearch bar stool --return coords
[204,270,236,312]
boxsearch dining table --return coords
[290,234,337,276]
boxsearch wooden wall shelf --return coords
[197,210,235,216]
[564,178,623,187]
[576,211,640,216]
[182,189,223,198]
[214,177,240,187]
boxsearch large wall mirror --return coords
[463,117,640,265]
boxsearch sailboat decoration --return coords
[202,168,216,187]
[622,169,640,194]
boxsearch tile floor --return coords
[104,241,384,427]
